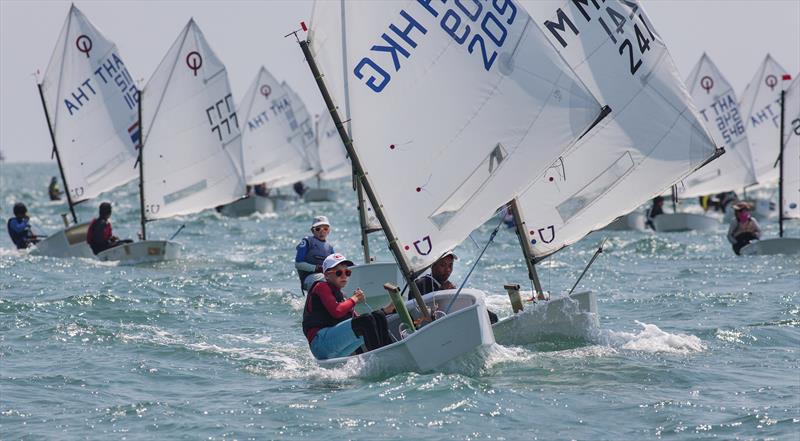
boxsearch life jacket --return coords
[302,281,352,342]
[86,218,112,254]
[413,274,442,299]
[7,217,31,249]
[733,219,759,237]
[295,235,334,284]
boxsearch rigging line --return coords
[444,214,506,314]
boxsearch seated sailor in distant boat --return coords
[7,202,40,249]
[414,251,498,324]
[293,181,307,197]
[302,254,394,360]
[295,215,335,291]
[254,183,269,197]
[48,176,63,201]
[728,202,761,255]
[645,196,665,230]
[86,202,132,255]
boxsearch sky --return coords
[1,0,798,163]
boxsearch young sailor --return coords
[302,253,393,360]
[86,202,131,255]
[295,215,335,291]
[413,252,498,324]
[727,202,761,255]
[645,196,665,230]
[7,202,40,249]
[48,177,63,201]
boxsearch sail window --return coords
[429,143,508,228]
[556,151,635,222]
[163,180,208,205]
[85,152,128,185]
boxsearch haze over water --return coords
[1,163,798,439]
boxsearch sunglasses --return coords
[313,226,329,232]
[327,269,351,277]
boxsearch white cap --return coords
[312,215,330,228]
[322,253,354,273]
[440,250,458,260]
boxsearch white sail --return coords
[310,1,604,272]
[283,82,321,176]
[316,110,351,180]
[40,5,139,203]
[140,19,245,220]
[239,67,315,187]
[783,75,800,220]
[515,0,719,257]
[679,54,757,197]
[739,54,789,185]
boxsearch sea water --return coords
[1,163,798,440]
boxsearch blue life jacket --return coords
[295,235,334,284]
[7,217,32,249]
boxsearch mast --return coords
[37,83,78,225]
[137,89,146,241]
[671,185,678,213]
[299,39,430,321]
[779,88,786,238]
[509,199,543,297]
[356,180,372,263]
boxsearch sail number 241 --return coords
[543,0,655,76]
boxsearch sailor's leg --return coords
[310,319,365,359]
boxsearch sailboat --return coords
[302,0,612,371]
[740,55,790,187]
[653,53,757,232]
[741,74,800,255]
[486,0,721,344]
[96,19,245,262]
[218,68,314,217]
[32,5,139,259]
[302,110,351,202]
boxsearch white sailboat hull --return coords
[95,240,181,264]
[740,238,800,256]
[303,188,337,202]
[653,213,719,232]
[317,290,495,373]
[29,222,94,258]
[603,212,646,231]
[219,195,275,217]
[349,262,404,315]
[492,291,598,346]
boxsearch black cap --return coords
[99,202,112,217]
[13,202,27,217]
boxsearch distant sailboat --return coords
[303,0,607,371]
[654,54,757,232]
[302,110,351,202]
[740,54,790,186]
[32,5,139,258]
[218,67,314,216]
[96,19,245,262]
[741,74,800,255]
